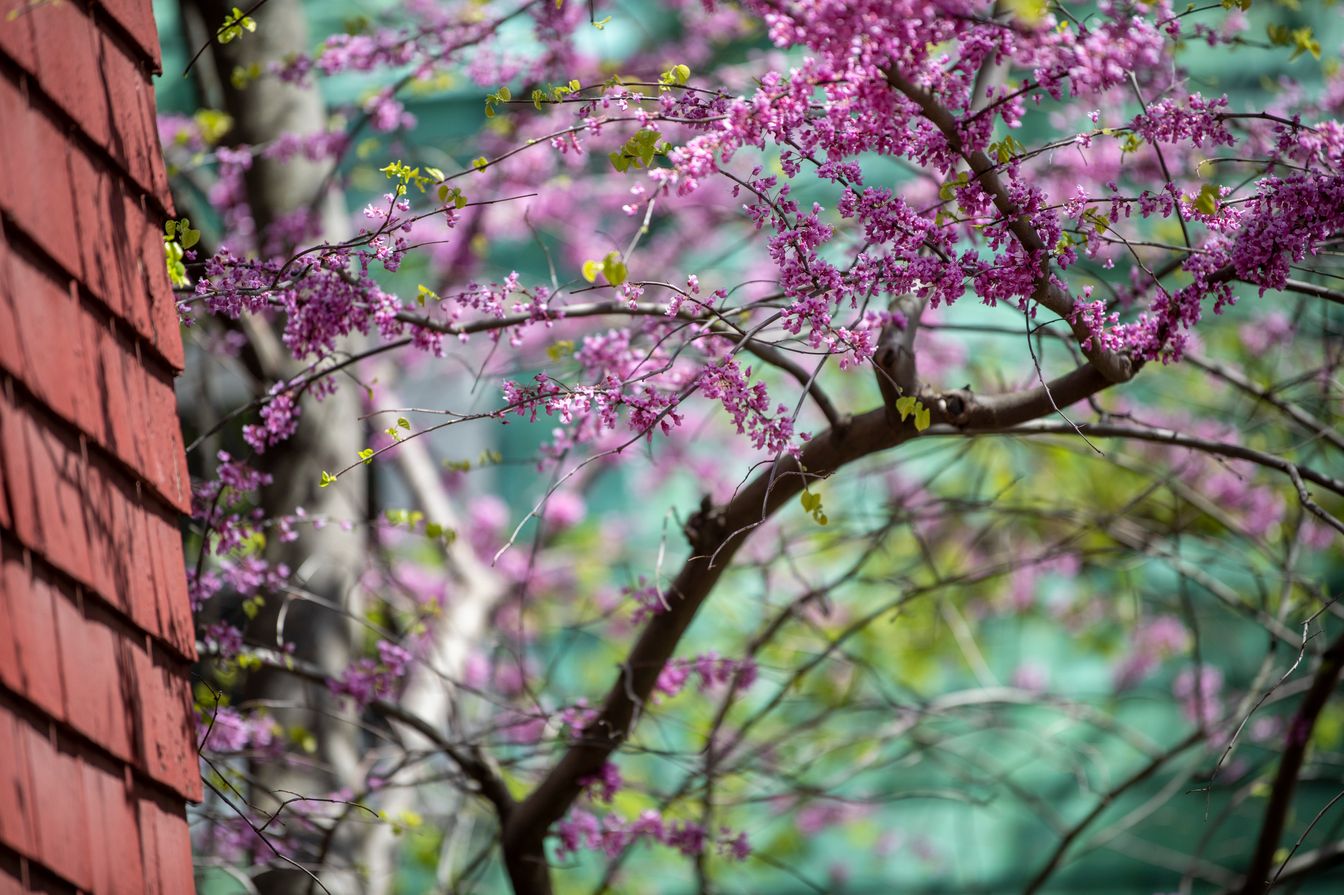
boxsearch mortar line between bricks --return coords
[2,523,197,669]
[86,0,165,76]
[0,672,201,806]
[0,839,87,895]
[0,210,183,380]
[0,49,173,225]
[1,360,189,516]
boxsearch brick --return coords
[58,592,199,790]
[13,406,94,587]
[0,84,180,372]
[95,0,162,72]
[0,262,12,529]
[113,484,157,637]
[129,645,199,800]
[64,147,157,349]
[28,0,108,149]
[135,787,195,895]
[0,394,54,575]
[83,315,146,493]
[0,386,38,545]
[0,80,80,283]
[66,149,181,370]
[81,753,146,895]
[74,300,121,456]
[142,367,190,512]
[80,448,129,609]
[52,597,134,763]
[0,444,8,530]
[27,0,173,201]
[21,725,92,891]
[146,507,193,659]
[0,243,188,511]
[0,393,195,654]
[0,553,66,721]
[0,709,36,858]
[0,228,19,394]
[0,255,92,435]
[123,189,184,369]
[97,26,168,200]
[1,396,118,614]
[0,0,37,76]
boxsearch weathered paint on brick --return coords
[0,0,197,890]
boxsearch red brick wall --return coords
[0,1,199,892]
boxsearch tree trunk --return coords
[198,2,368,891]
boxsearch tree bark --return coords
[198,2,368,891]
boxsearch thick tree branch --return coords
[498,359,1130,892]
[1235,629,1344,895]
[873,293,926,420]
[883,66,1134,385]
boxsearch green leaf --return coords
[659,64,692,90]
[800,488,828,525]
[398,416,412,430]
[895,396,931,431]
[1005,0,1047,22]
[358,448,375,466]
[609,129,668,172]
[472,156,489,172]
[601,251,628,286]
[193,108,234,145]
[1194,183,1221,216]
[164,241,188,288]
[1083,208,1108,234]
[229,62,263,90]
[417,284,440,307]
[581,259,602,283]
[217,6,257,44]
[913,404,931,432]
[319,470,337,488]
[938,171,968,202]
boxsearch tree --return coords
[166,1,1344,893]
